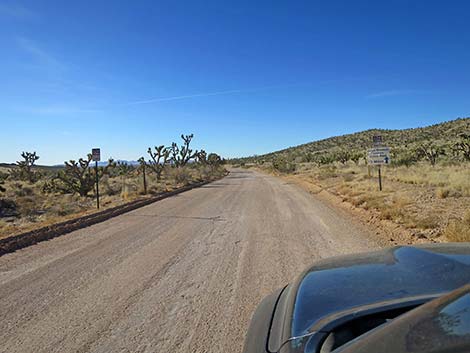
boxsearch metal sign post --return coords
[92,148,101,209]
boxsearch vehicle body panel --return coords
[336,284,470,353]
[244,243,470,353]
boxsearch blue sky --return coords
[1,1,470,164]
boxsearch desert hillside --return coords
[233,118,470,243]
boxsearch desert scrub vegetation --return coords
[233,118,470,242]
[265,161,470,242]
[0,134,226,239]
[444,212,470,242]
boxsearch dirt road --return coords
[0,169,381,353]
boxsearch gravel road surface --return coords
[0,169,381,353]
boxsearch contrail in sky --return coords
[124,84,304,106]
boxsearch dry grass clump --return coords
[408,214,440,230]
[391,164,470,196]
[444,212,470,242]
[317,166,338,179]
[436,187,451,199]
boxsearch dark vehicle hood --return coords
[274,243,470,352]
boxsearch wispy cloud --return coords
[366,89,430,99]
[0,3,38,20]
[17,37,66,71]
[124,84,304,106]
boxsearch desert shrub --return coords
[444,212,470,242]
[0,198,18,217]
[0,171,8,192]
[148,184,163,194]
[410,215,440,229]
[374,194,411,222]
[272,156,296,173]
[16,196,38,219]
[391,149,418,167]
[335,150,351,164]
[436,187,451,199]
[18,186,34,197]
[54,203,77,217]
[0,171,8,182]
[120,184,131,200]
[11,182,35,197]
[342,173,355,182]
[315,154,335,166]
[196,165,212,181]
[168,167,191,186]
[120,180,138,200]
[317,166,338,179]
[350,151,363,165]
[101,175,119,196]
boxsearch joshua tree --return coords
[197,150,207,164]
[336,149,351,164]
[170,134,198,167]
[55,154,114,196]
[15,151,40,183]
[416,142,445,166]
[315,154,335,166]
[350,151,363,165]
[115,161,134,177]
[391,148,418,168]
[453,133,470,161]
[207,153,222,167]
[56,154,94,196]
[147,145,170,181]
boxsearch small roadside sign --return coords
[369,137,389,191]
[92,148,101,162]
[367,147,391,165]
[373,135,383,146]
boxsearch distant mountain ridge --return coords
[234,117,470,163]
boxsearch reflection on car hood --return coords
[336,284,470,353]
[291,243,470,337]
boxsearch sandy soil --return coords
[0,169,384,353]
